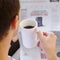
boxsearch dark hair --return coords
[0,0,20,40]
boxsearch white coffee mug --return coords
[19,18,38,48]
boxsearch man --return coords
[0,0,57,60]
[0,0,20,60]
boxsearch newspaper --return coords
[20,0,60,60]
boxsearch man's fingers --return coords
[37,30,48,45]
[43,32,48,37]
[37,30,43,40]
[47,32,57,41]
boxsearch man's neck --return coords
[0,31,13,60]
[0,52,9,60]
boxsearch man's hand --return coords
[37,31,57,60]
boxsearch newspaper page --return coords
[20,0,60,60]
